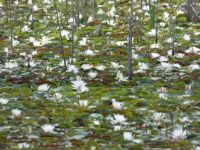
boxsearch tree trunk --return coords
[75,0,80,26]
[54,0,67,70]
[128,0,134,80]
[186,0,199,22]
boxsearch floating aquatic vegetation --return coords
[0,0,199,149]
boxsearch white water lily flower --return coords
[112,114,127,124]
[53,93,62,101]
[159,93,168,100]
[88,16,94,23]
[33,40,41,47]
[12,39,20,46]
[41,36,51,45]
[138,62,148,70]
[29,37,35,43]
[0,98,9,104]
[22,25,30,32]
[59,60,68,67]
[116,71,128,82]
[163,12,170,21]
[5,61,18,69]
[29,14,33,21]
[171,128,187,140]
[26,61,36,67]
[38,84,50,91]
[68,17,73,23]
[167,50,173,56]
[71,77,89,93]
[189,64,200,71]
[32,50,37,55]
[93,120,100,126]
[151,52,160,59]
[43,0,51,4]
[176,9,184,15]
[173,63,181,68]
[14,1,19,5]
[106,19,116,26]
[166,37,173,43]
[112,99,124,110]
[123,132,142,143]
[28,0,32,5]
[183,34,190,41]
[111,62,124,69]
[180,116,192,123]
[158,56,168,62]
[113,41,127,46]
[18,143,30,149]
[107,7,116,18]
[132,53,139,59]
[12,109,22,118]
[97,8,104,14]
[96,65,106,71]
[195,147,200,150]
[4,48,9,55]
[33,5,39,12]
[150,43,161,49]
[152,112,166,122]
[79,37,87,46]
[20,52,26,56]
[68,58,77,63]
[142,5,149,11]
[84,49,95,56]
[67,65,79,74]
[41,124,55,133]
[46,66,52,72]
[81,64,92,70]
[159,87,167,93]
[79,14,83,19]
[114,125,121,131]
[186,46,200,54]
[133,139,143,144]
[175,53,185,59]
[61,30,70,40]
[160,22,166,27]
[148,29,157,36]
[160,62,173,71]
[123,132,133,141]
[79,100,89,107]
[194,31,200,35]
[88,71,97,79]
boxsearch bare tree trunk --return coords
[187,0,193,21]
[186,0,199,22]
[54,0,67,70]
[75,0,80,26]
[5,0,9,23]
[85,0,89,7]
[9,0,13,51]
[13,2,17,22]
[128,0,134,80]
[65,0,68,22]
[170,20,175,55]
[93,0,97,18]
[71,0,75,64]
[80,0,86,22]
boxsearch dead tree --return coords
[71,0,75,64]
[75,0,80,26]
[54,0,67,70]
[128,0,134,80]
[186,0,199,22]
